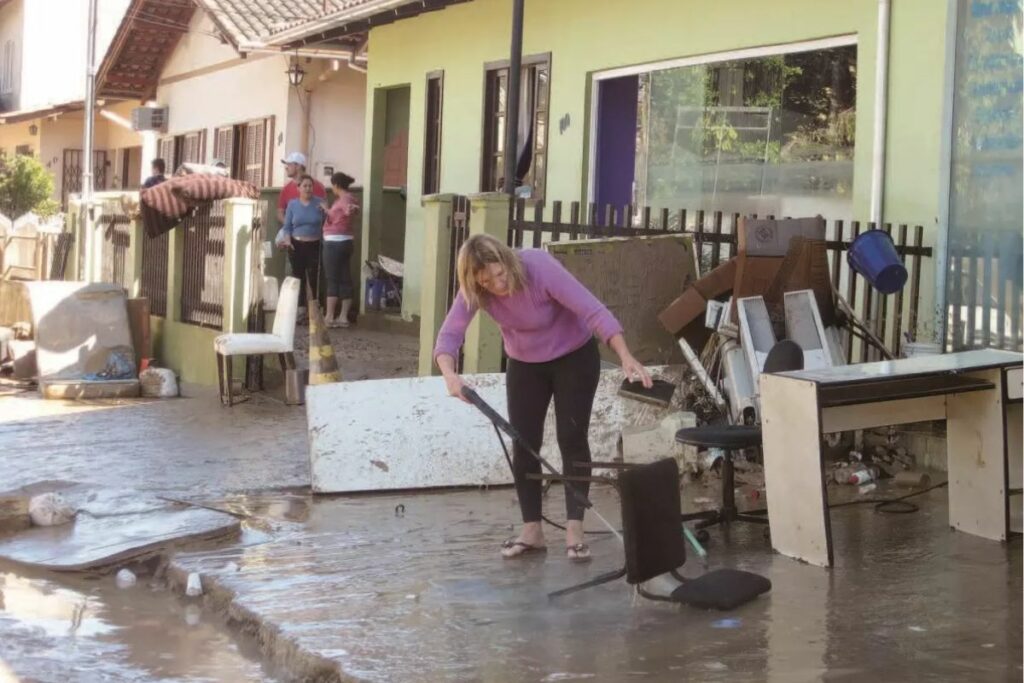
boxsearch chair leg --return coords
[548,567,627,601]
[284,352,296,370]
[216,352,226,406]
[225,355,234,407]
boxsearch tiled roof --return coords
[263,0,392,36]
[196,0,356,45]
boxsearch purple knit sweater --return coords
[434,249,623,364]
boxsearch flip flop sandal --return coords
[500,539,547,559]
[566,543,592,563]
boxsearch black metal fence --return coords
[445,195,471,312]
[947,233,1023,353]
[180,201,227,329]
[49,233,74,280]
[100,213,132,291]
[442,198,934,361]
[140,229,170,317]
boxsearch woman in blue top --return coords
[279,175,325,319]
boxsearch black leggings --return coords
[322,240,355,299]
[289,240,320,308]
[505,339,601,523]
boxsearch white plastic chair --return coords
[214,276,300,406]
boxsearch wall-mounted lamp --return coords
[286,60,306,87]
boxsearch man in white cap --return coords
[277,152,325,222]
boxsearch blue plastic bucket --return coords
[847,230,908,294]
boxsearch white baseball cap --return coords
[281,152,307,166]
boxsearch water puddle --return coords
[0,563,280,682]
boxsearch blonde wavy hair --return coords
[456,234,527,308]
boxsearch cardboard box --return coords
[657,259,737,335]
[739,216,826,257]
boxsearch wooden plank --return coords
[947,369,1008,541]
[307,366,684,493]
[822,396,947,434]
[760,374,832,567]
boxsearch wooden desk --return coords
[760,349,1023,567]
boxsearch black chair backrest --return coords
[618,458,686,584]
[763,339,804,373]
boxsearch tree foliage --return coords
[0,153,58,219]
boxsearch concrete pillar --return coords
[67,201,82,280]
[127,214,144,298]
[139,130,157,185]
[222,198,256,335]
[462,192,509,374]
[417,193,455,376]
[167,222,184,323]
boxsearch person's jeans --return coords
[289,240,321,308]
[322,240,355,299]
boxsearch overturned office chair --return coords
[548,458,771,610]
[214,276,300,406]
[676,339,804,536]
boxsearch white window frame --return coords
[585,34,859,205]
[1,40,15,95]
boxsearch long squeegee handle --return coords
[461,385,593,510]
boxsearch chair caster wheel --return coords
[696,529,711,544]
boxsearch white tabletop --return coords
[777,349,1023,385]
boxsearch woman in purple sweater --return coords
[435,235,651,562]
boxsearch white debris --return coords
[224,561,239,573]
[115,568,137,589]
[139,367,178,398]
[28,492,76,526]
[185,572,203,597]
[184,604,201,626]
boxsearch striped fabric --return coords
[140,174,259,238]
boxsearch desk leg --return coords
[1006,402,1022,534]
[947,370,1008,541]
[761,374,832,567]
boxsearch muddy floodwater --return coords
[0,562,280,681]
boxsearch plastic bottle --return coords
[847,466,880,485]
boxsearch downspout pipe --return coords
[503,0,524,195]
[869,0,891,226]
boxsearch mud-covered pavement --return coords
[1,321,1021,681]
[0,324,416,681]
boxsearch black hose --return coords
[491,424,614,535]
[828,480,949,514]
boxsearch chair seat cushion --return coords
[675,425,762,449]
[671,568,772,610]
[215,333,289,356]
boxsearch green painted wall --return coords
[152,316,220,386]
[362,0,952,324]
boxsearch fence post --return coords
[222,198,255,336]
[127,215,144,298]
[66,203,81,280]
[167,222,185,323]
[418,193,455,376]
[463,192,509,374]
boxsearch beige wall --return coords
[0,118,33,156]
[306,62,367,186]
[17,0,128,111]
[157,14,292,185]
[156,13,366,189]
[0,0,24,111]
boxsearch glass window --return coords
[945,0,1023,351]
[634,44,857,220]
